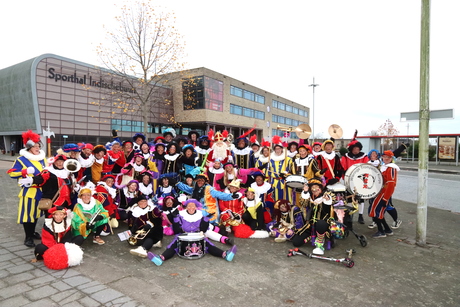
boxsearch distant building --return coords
[0,54,309,151]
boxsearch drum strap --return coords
[324,158,335,178]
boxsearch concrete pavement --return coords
[1,154,459,306]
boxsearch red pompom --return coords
[222,130,229,139]
[43,244,68,270]
[232,224,255,238]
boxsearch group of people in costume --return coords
[7,127,404,269]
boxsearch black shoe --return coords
[33,232,41,240]
[225,237,234,246]
[24,237,35,247]
[358,214,364,224]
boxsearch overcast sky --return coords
[1,0,459,139]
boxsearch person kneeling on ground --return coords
[71,188,109,245]
[129,195,163,257]
[33,206,84,261]
[147,199,237,266]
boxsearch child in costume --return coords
[34,206,84,261]
[71,188,109,245]
[268,200,295,243]
[147,199,237,266]
[129,195,164,257]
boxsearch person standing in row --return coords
[7,130,46,247]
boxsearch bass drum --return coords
[344,163,383,199]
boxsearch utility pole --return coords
[417,0,430,246]
[308,78,319,143]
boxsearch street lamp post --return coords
[308,78,319,143]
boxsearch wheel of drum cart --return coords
[343,258,355,268]
[359,235,368,247]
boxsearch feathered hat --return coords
[347,130,362,151]
[250,134,260,147]
[271,135,284,149]
[22,130,41,149]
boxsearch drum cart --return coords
[327,182,368,248]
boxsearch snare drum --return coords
[177,233,206,260]
[285,175,308,189]
[344,163,383,199]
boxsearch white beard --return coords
[212,143,228,160]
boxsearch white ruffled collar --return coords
[381,163,400,172]
[44,215,72,234]
[258,155,269,164]
[20,148,46,161]
[78,197,96,211]
[179,209,203,223]
[139,183,153,196]
[320,151,336,160]
[165,153,180,161]
[270,152,285,162]
[233,147,251,155]
[131,204,153,218]
[46,166,70,179]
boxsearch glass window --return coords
[272,114,278,122]
[230,104,242,115]
[278,102,285,111]
[278,116,285,124]
[243,90,254,101]
[230,85,243,97]
[272,100,278,108]
[255,110,265,119]
[243,108,254,117]
[285,118,292,125]
[255,94,265,104]
[299,109,305,117]
[293,107,299,115]
[286,105,292,113]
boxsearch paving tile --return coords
[27,274,57,287]
[79,296,101,307]
[0,295,31,307]
[6,263,35,274]
[90,288,124,304]
[0,283,33,299]
[5,272,35,285]
[24,285,59,301]
[64,275,93,287]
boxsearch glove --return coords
[232,192,239,199]
[142,224,152,231]
[94,215,104,222]
[86,222,91,229]
[320,168,328,175]
[18,177,33,187]
[110,213,117,218]
[112,129,118,137]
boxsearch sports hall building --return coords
[0,54,309,154]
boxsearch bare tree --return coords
[377,119,400,148]
[95,0,187,135]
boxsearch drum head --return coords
[285,175,308,189]
[344,163,383,199]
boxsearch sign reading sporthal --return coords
[47,67,137,94]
